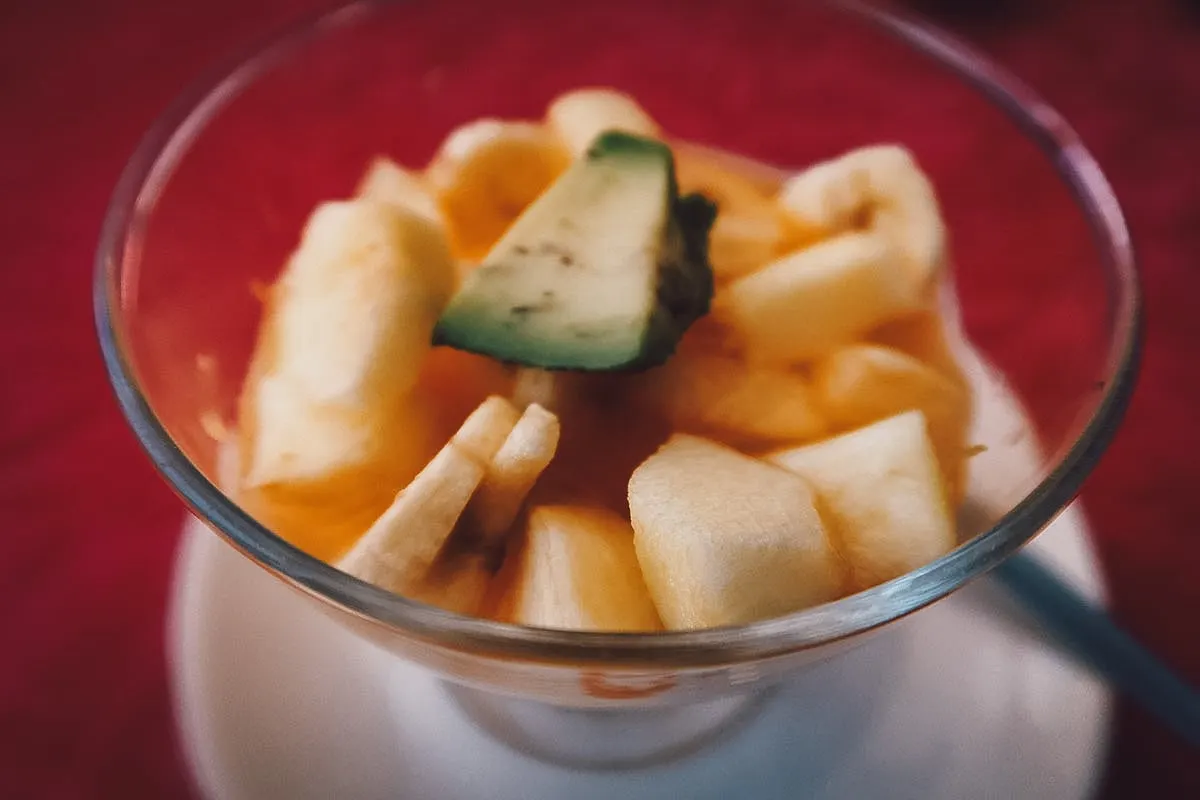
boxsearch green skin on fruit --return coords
[433,131,717,372]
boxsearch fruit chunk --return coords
[630,353,826,446]
[336,397,521,610]
[356,157,442,226]
[462,404,562,546]
[426,119,570,260]
[497,505,663,631]
[767,411,955,592]
[811,344,971,502]
[778,145,945,297]
[546,88,660,156]
[236,200,458,534]
[434,131,717,371]
[628,435,843,629]
[715,231,923,364]
[868,310,967,388]
[673,145,798,281]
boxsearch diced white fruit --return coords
[336,396,519,604]
[545,88,660,156]
[715,231,922,365]
[503,505,663,631]
[811,344,971,503]
[239,200,457,492]
[628,435,843,629]
[630,353,826,445]
[767,411,955,592]
[778,145,945,296]
[355,157,442,226]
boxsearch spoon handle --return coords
[993,551,1200,748]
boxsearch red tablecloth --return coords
[1,0,1198,797]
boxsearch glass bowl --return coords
[95,0,1139,754]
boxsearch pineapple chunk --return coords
[768,411,955,592]
[715,231,924,365]
[628,435,844,629]
[426,119,570,260]
[811,344,971,502]
[630,353,826,446]
[497,505,663,632]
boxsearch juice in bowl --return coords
[95,1,1140,796]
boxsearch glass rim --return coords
[94,0,1142,667]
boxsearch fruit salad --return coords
[226,88,973,632]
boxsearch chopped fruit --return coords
[767,411,955,592]
[355,157,442,226]
[496,505,663,631]
[715,231,924,365]
[462,404,562,546]
[237,199,457,507]
[434,131,716,371]
[629,353,826,446]
[811,344,971,503]
[545,88,660,156]
[427,402,562,613]
[868,310,968,388]
[230,88,977,631]
[674,144,800,281]
[628,435,843,629]
[426,119,570,260]
[778,145,945,297]
[336,397,520,611]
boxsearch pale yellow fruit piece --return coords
[355,157,442,226]
[630,353,826,446]
[463,403,562,546]
[238,200,457,495]
[427,402,562,613]
[778,145,945,296]
[715,231,923,364]
[673,144,800,282]
[767,410,955,592]
[811,344,971,503]
[501,505,663,632]
[868,310,967,388]
[336,396,520,606]
[426,119,570,260]
[545,88,660,156]
[628,434,844,629]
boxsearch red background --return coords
[1,0,1198,797]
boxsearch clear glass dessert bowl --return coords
[95,0,1139,767]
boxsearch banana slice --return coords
[545,88,660,156]
[426,119,570,260]
[778,145,945,296]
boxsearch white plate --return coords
[169,338,1111,799]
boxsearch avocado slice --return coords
[432,131,716,371]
